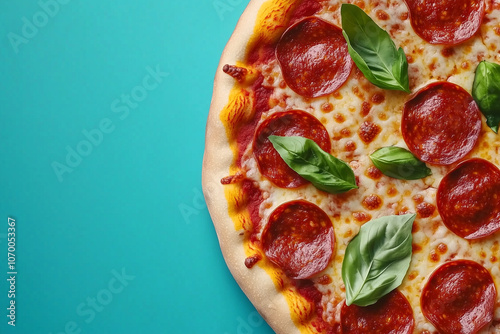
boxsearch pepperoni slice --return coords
[253,110,331,188]
[276,17,352,98]
[401,81,481,165]
[341,290,414,334]
[404,0,485,45]
[261,200,334,279]
[437,158,500,239]
[421,260,496,334]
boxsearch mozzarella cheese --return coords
[238,0,500,332]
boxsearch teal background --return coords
[0,1,274,333]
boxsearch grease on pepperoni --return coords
[276,17,352,98]
[253,110,331,188]
[402,81,481,165]
[341,290,415,334]
[421,260,497,334]
[437,158,500,239]
[261,200,335,279]
[404,0,485,45]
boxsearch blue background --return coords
[0,1,274,333]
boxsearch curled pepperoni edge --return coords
[421,260,497,334]
[261,200,335,279]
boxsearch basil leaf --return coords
[341,4,410,93]
[342,213,415,306]
[370,146,431,180]
[472,60,500,133]
[268,135,357,194]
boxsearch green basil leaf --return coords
[342,213,415,306]
[370,146,431,180]
[472,60,500,133]
[341,4,410,93]
[268,135,357,194]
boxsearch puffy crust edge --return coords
[201,0,301,333]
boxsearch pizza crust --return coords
[202,1,301,333]
[203,1,500,333]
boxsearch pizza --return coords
[202,0,500,333]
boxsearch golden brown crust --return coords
[202,1,301,333]
[204,1,500,333]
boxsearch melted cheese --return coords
[238,0,500,333]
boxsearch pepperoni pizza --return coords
[202,0,500,333]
